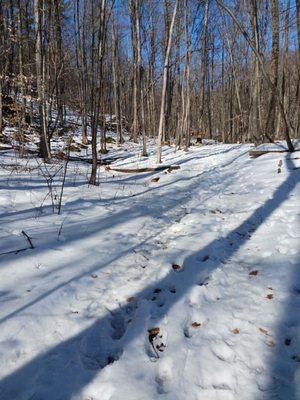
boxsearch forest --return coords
[1,2,299,165]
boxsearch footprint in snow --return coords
[147,327,167,360]
[79,329,121,371]
[155,357,173,394]
[110,302,137,340]
[151,288,166,308]
[183,320,202,338]
[197,276,211,287]
[211,341,235,362]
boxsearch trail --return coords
[0,144,299,400]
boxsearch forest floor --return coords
[0,140,299,400]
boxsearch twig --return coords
[106,165,180,173]
[21,230,34,249]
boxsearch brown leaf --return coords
[259,327,269,336]
[210,209,222,214]
[266,340,276,347]
[232,328,240,334]
[151,177,160,183]
[126,296,135,303]
[266,294,274,300]
[148,327,160,335]
[148,327,160,343]
[249,270,259,276]
[172,263,182,271]
[191,322,201,328]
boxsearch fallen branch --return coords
[63,155,121,165]
[21,230,34,249]
[0,145,13,151]
[0,232,34,256]
[249,149,300,158]
[105,165,180,173]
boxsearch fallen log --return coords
[63,155,121,165]
[0,145,13,151]
[249,149,300,158]
[105,165,180,173]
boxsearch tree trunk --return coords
[157,0,179,163]
[264,0,279,141]
[89,0,106,185]
[216,0,294,152]
[34,0,51,161]
[112,18,123,145]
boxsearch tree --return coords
[157,0,179,164]
[34,0,51,160]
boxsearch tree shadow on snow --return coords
[0,156,299,400]
[262,160,300,399]
[0,151,246,327]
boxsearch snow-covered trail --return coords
[0,144,299,400]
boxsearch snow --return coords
[0,142,299,400]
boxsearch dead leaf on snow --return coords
[126,296,135,303]
[266,340,276,347]
[191,322,201,328]
[151,177,160,183]
[172,263,182,271]
[258,327,269,336]
[266,294,274,299]
[148,327,160,343]
[249,270,259,276]
[232,328,240,334]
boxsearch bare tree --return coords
[34,0,51,160]
[157,0,179,164]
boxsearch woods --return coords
[0,0,299,171]
[1,2,300,398]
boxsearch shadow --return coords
[0,179,87,191]
[0,155,298,400]
[0,148,247,329]
[0,147,248,226]
[0,146,246,223]
[262,161,300,399]
[0,170,238,326]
